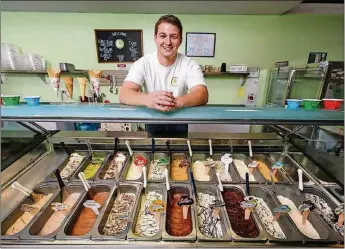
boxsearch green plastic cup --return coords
[2,95,20,105]
[303,99,321,110]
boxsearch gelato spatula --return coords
[54,169,70,201]
[11,182,44,203]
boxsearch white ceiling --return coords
[1,1,303,15]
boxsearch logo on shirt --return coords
[171,77,178,87]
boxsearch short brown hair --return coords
[155,14,183,38]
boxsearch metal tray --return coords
[211,153,241,183]
[191,153,217,184]
[249,185,302,242]
[121,152,150,183]
[268,153,311,184]
[269,185,337,243]
[46,151,90,182]
[127,183,167,241]
[92,183,140,241]
[221,184,267,242]
[232,154,267,184]
[1,183,58,241]
[289,153,335,185]
[56,184,114,240]
[72,151,110,182]
[251,154,291,184]
[301,186,344,242]
[147,153,170,183]
[326,186,344,202]
[95,152,129,182]
[162,184,197,241]
[194,184,232,241]
[20,184,86,240]
[169,153,191,184]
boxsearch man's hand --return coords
[145,91,175,112]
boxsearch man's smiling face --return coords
[154,22,182,60]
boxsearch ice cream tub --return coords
[1,183,58,240]
[95,152,129,182]
[20,184,86,241]
[191,153,217,183]
[232,154,267,184]
[251,154,291,184]
[127,183,167,241]
[221,184,267,242]
[194,184,232,241]
[269,153,311,184]
[72,151,110,182]
[162,184,197,241]
[249,185,302,242]
[92,183,140,241]
[289,153,335,185]
[121,152,151,183]
[212,153,241,183]
[56,184,114,240]
[169,153,191,184]
[269,185,337,243]
[46,151,90,183]
[301,186,344,242]
[147,152,170,183]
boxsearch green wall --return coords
[1,12,344,104]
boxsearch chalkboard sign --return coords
[94,29,143,63]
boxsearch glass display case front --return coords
[1,104,344,248]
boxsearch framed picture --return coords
[307,52,327,64]
[185,32,216,57]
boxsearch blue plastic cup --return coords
[24,96,40,106]
[286,99,302,109]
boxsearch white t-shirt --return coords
[124,52,206,97]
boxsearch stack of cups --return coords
[88,70,102,97]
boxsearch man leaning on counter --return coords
[119,14,208,134]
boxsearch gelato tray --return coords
[47,151,89,182]
[269,154,311,184]
[122,152,150,182]
[93,183,140,240]
[249,186,301,242]
[221,185,267,241]
[289,153,335,184]
[191,153,217,183]
[148,153,170,183]
[72,152,109,182]
[56,184,113,240]
[169,153,191,183]
[195,184,232,241]
[270,185,338,243]
[212,153,241,183]
[96,152,128,181]
[251,154,290,184]
[127,184,167,241]
[21,184,85,240]
[162,184,196,241]
[1,183,58,240]
[302,186,344,242]
[232,154,268,184]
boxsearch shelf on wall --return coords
[203,71,250,77]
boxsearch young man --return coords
[120,14,208,134]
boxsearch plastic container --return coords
[2,95,20,105]
[302,99,321,110]
[286,99,302,109]
[24,96,40,106]
[322,99,344,110]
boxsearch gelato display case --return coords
[1,104,344,248]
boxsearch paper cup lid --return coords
[322,99,344,101]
